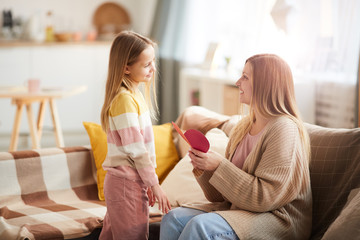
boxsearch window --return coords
[181,0,360,84]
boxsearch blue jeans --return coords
[160,207,239,240]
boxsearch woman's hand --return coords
[151,184,171,214]
[147,187,155,207]
[189,148,223,171]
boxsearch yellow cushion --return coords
[83,122,179,201]
[83,122,108,201]
[152,123,180,183]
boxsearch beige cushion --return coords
[161,128,229,207]
[322,188,360,240]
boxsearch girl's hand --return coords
[147,187,155,207]
[151,184,171,214]
[189,148,223,171]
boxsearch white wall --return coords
[0,0,157,36]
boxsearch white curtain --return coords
[178,0,360,128]
[289,0,360,128]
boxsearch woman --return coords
[160,54,312,240]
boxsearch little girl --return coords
[99,31,171,240]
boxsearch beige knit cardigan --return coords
[189,117,312,240]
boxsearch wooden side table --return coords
[0,86,87,151]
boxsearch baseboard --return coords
[0,131,90,152]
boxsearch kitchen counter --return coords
[0,40,112,48]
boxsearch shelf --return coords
[179,67,242,116]
[0,40,112,48]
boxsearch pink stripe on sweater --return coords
[107,126,142,146]
[107,126,153,146]
[143,125,154,144]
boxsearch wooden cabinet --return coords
[223,85,241,115]
[179,68,241,115]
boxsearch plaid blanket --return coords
[0,146,106,240]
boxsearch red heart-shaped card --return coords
[172,122,210,153]
[184,129,210,153]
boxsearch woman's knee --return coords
[161,209,177,227]
[160,208,193,240]
[181,213,238,240]
[163,207,204,226]
[187,213,208,230]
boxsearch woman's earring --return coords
[125,66,130,75]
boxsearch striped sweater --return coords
[102,87,158,187]
[190,117,312,240]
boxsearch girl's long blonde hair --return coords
[226,54,310,161]
[100,31,158,132]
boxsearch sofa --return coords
[0,106,359,239]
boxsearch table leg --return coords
[26,103,40,149]
[37,100,47,140]
[9,101,24,151]
[49,99,64,147]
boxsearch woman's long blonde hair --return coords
[100,31,158,132]
[226,54,310,161]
